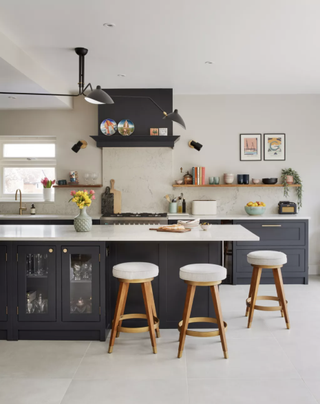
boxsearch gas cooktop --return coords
[100,212,168,225]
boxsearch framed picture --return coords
[150,128,159,136]
[263,133,286,161]
[240,134,262,161]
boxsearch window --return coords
[0,137,56,201]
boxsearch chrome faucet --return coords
[15,189,27,215]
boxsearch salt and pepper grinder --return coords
[30,204,36,215]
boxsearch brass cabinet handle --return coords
[262,225,282,227]
[49,249,53,253]
[63,249,68,253]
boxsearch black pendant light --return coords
[163,109,186,129]
[85,85,114,105]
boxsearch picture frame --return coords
[150,128,159,136]
[239,134,262,161]
[263,133,286,161]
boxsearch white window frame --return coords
[0,136,56,202]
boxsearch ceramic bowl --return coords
[200,223,212,231]
[262,178,278,184]
[178,218,200,228]
[244,206,266,216]
[175,180,183,185]
[252,178,260,184]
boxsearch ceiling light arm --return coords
[81,83,93,96]
[110,95,167,116]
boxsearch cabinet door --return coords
[62,246,100,322]
[17,246,56,322]
[0,246,7,322]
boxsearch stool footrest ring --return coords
[246,296,288,312]
[115,313,159,334]
[178,316,227,338]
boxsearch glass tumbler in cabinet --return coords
[17,246,56,322]
[62,247,100,322]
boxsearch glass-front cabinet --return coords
[17,246,56,321]
[62,246,100,322]
[0,246,7,322]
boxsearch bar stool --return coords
[177,264,228,359]
[108,262,160,354]
[245,251,290,329]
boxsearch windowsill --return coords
[0,198,55,203]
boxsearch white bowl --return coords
[200,224,212,231]
[252,178,260,184]
[178,218,200,228]
[175,180,183,185]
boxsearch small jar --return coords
[183,171,193,185]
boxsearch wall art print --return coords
[240,134,262,161]
[264,133,286,161]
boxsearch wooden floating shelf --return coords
[172,184,301,188]
[53,184,103,188]
[90,135,180,148]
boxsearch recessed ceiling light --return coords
[103,22,116,28]
[117,74,126,77]
[205,61,214,65]
[8,96,16,99]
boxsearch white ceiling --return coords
[0,0,320,109]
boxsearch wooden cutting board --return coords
[150,228,191,233]
[110,179,121,213]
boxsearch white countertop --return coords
[0,214,101,220]
[168,213,310,220]
[0,224,259,242]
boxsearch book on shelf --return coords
[192,167,206,185]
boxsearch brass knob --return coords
[63,249,68,253]
[49,249,53,253]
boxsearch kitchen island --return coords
[0,224,259,341]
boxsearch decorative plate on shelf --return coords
[118,119,135,136]
[100,119,117,136]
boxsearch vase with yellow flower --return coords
[69,190,96,232]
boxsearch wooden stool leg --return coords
[141,282,157,354]
[178,285,196,358]
[246,268,258,317]
[210,285,228,359]
[273,269,284,318]
[273,268,290,329]
[116,283,129,338]
[146,282,160,338]
[247,267,262,328]
[108,282,127,353]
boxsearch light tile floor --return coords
[1,276,320,404]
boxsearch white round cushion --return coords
[113,262,159,280]
[247,251,287,266]
[180,264,226,283]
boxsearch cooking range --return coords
[100,213,168,225]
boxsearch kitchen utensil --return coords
[200,223,212,231]
[243,174,250,184]
[177,218,200,228]
[252,178,260,184]
[192,200,217,215]
[118,119,135,136]
[214,177,220,184]
[110,179,122,213]
[150,227,191,233]
[278,201,297,214]
[101,186,114,215]
[244,206,266,215]
[262,178,278,184]
[164,194,171,203]
[100,118,117,136]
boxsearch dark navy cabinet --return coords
[0,246,7,324]
[233,220,309,285]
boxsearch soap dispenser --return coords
[30,204,36,215]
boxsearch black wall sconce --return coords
[72,140,87,153]
[189,140,203,151]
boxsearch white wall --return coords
[0,94,319,273]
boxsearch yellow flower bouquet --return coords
[69,189,96,209]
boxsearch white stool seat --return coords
[247,251,287,267]
[180,264,227,283]
[113,262,159,280]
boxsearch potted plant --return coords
[69,189,96,232]
[41,177,55,202]
[280,168,302,209]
